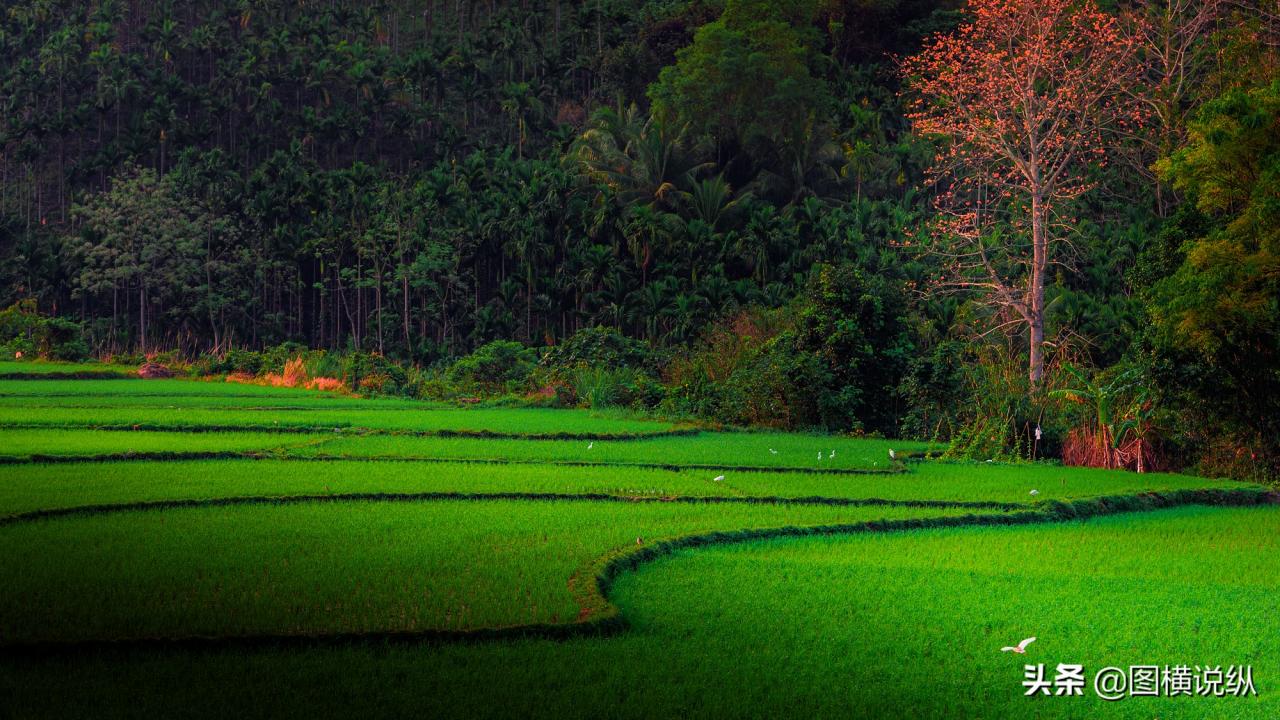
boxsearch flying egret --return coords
[1001,637,1037,654]
[713,475,725,482]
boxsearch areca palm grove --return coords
[2,0,1278,477]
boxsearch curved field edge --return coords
[0,422,698,441]
[1,486,1271,654]
[0,492,1025,528]
[0,451,910,476]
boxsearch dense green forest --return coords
[1,0,1277,478]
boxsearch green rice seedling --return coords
[299,432,934,470]
[0,405,679,436]
[0,360,138,378]
[0,499,980,643]
[0,429,323,460]
[1,506,1275,719]
[0,459,1244,519]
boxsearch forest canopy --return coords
[2,0,1277,479]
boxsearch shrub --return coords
[666,265,912,433]
[447,340,537,395]
[898,341,968,441]
[343,352,409,395]
[0,300,90,361]
[541,327,660,373]
[570,366,665,410]
[791,264,912,433]
[665,307,830,429]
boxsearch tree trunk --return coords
[403,272,411,355]
[138,282,146,355]
[1028,193,1047,388]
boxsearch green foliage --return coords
[897,340,967,441]
[648,0,832,158]
[342,353,409,396]
[0,300,89,361]
[665,306,816,428]
[1144,79,1280,480]
[541,327,659,373]
[568,367,666,410]
[935,344,1039,462]
[665,268,911,434]
[447,341,538,395]
[792,264,912,433]
[0,0,1273,466]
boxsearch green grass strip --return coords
[0,491,1024,528]
[0,423,699,441]
[1,486,1271,654]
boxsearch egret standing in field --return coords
[1029,489,1040,496]
[888,449,896,461]
[588,441,593,450]
[713,475,725,482]
[770,449,778,455]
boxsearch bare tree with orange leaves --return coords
[902,0,1146,387]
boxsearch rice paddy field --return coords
[0,362,1275,719]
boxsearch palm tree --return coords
[684,174,748,232]
[569,102,709,211]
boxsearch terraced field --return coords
[0,366,1274,718]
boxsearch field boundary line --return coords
[0,486,1273,655]
[0,372,137,380]
[0,451,909,475]
[0,423,698,441]
[0,492,1023,528]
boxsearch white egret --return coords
[1001,637,1037,654]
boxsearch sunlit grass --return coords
[300,432,931,470]
[0,429,325,459]
[0,458,1243,519]
[0,376,1271,720]
[0,360,137,377]
[0,378,323,396]
[0,427,931,470]
[0,499,979,643]
[0,405,679,435]
[1,506,1274,719]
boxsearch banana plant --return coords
[1050,364,1153,471]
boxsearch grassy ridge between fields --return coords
[0,428,927,473]
[0,458,1246,517]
